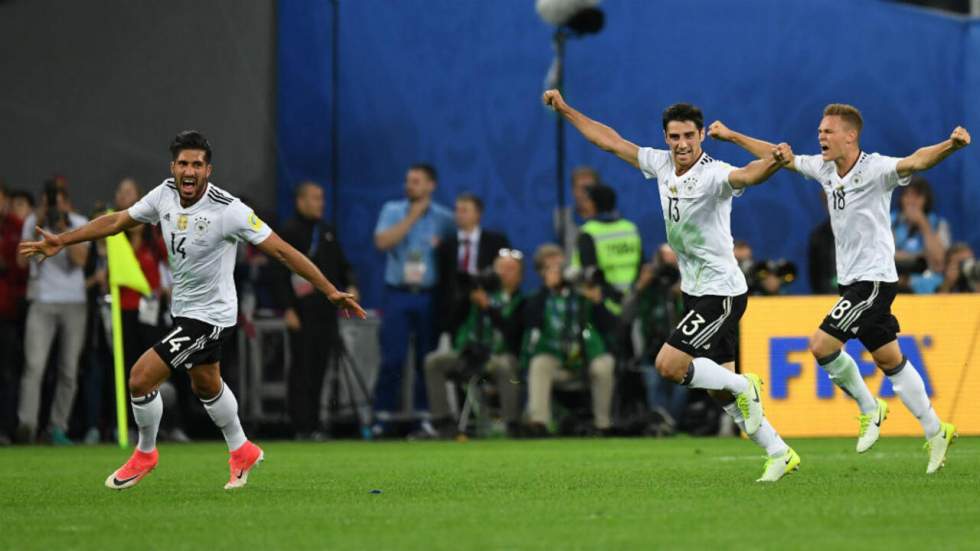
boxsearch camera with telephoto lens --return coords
[961,258,980,284]
[895,255,928,276]
[42,180,67,231]
[472,266,501,292]
[561,265,605,288]
[650,263,680,289]
[458,341,491,380]
[749,259,797,295]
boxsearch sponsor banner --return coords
[741,295,980,436]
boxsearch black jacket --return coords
[272,216,356,324]
[435,228,510,334]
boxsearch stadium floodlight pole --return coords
[553,29,567,251]
[330,0,340,230]
[537,0,604,252]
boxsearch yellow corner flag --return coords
[106,230,152,448]
[107,232,151,296]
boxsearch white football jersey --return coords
[129,179,272,327]
[794,152,909,285]
[638,148,748,297]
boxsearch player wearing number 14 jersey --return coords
[543,89,801,482]
[712,105,971,473]
[19,131,366,490]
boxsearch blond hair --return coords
[823,104,863,134]
[533,243,564,272]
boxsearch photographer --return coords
[937,243,978,293]
[15,181,89,444]
[423,250,525,437]
[621,244,686,431]
[747,259,797,296]
[525,244,616,436]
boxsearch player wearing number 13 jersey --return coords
[543,89,801,482]
[713,105,971,473]
[19,131,366,490]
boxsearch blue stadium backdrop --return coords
[277,0,980,309]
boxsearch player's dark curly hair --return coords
[170,130,213,163]
[662,103,704,131]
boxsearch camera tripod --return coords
[320,339,374,439]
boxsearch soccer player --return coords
[709,106,970,473]
[19,131,366,490]
[542,89,800,482]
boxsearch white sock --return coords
[818,350,877,414]
[685,357,749,394]
[201,382,247,451]
[722,402,788,457]
[886,359,941,439]
[131,391,162,453]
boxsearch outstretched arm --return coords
[728,143,793,189]
[896,126,971,177]
[256,231,367,319]
[542,89,640,169]
[18,210,140,261]
[708,121,799,174]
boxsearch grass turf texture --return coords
[1,437,977,550]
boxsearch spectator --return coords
[8,190,34,223]
[937,243,977,293]
[554,166,600,260]
[79,203,111,444]
[372,164,454,436]
[424,249,526,438]
[16,182,89,444]
[573,184,642,311]
[807,212,837,294]
[0,186,30,444]
[525,244,616,436]
[274,181,358,439]
[892,176,950,293]
[622,244,686,431]
[435,193,510,337]
[733,239,753,276]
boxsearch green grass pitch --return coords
[1,437,977,550]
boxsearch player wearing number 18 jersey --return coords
[543,89,801,482]
[712,105,971,473]
[19,131,366,490]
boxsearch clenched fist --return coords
[542,89,566,112]
[707,120,733,141]
[950,126,971,149]
[772,143,794,166]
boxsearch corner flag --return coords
[106,230,151,448]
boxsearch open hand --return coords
[328,290,368,320]
[707,121,733,141]
[951,126,971,149]
[17,226,64,263]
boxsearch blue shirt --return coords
[375,199,454,288]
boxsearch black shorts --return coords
[819,281,899,352]
[667,293,748,364]
[153,317,234,371]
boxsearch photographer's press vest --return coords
[578,218,642,292]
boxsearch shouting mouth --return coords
[179,177,197,194]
